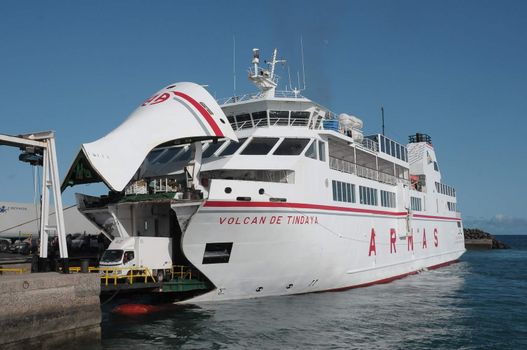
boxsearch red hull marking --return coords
[172,91,224,137]
[413,213,461,221]
[204,201,407,217]
[205,201,461,221]
[321,259,460,293]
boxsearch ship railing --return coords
[329,157,356,175]
[218,90,307,105]
[329,157,400,185]
[230,117,311,131]
[359,138,379,152]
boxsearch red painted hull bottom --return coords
[323,259,460,293]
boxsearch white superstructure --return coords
[63,48,465,302]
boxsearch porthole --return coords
[220,118,226,124]
[225,187,232,194]
[258,188,265,195]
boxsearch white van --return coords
[99,236,172,281]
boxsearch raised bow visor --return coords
[62,82,238,192]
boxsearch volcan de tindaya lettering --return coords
[63,48,465,302]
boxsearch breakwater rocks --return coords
[464,228,510,250]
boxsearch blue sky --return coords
[0,1,526,234]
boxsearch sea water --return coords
[90,235,527,350]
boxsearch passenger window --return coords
[241,138,279,155]
[219,138,247,156]
[203,141,225,158]
[156,147,182,164]
[304,140,317,159]
[318,141,326,161]
[174,147,191,161]
[274,138,310,155]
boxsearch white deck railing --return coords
[329,156,408,186]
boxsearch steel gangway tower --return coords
[0,131,68,261]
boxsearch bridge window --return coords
[359,186,378,206]
[305,140,317,159]
[269,110,289,125]
[219,138,247,156]
[252,111,268,127]
[318,141,326,162]
[241,138,279,155]
[291,111,310,126]
[274,138,310,155]
[236,113,252,128]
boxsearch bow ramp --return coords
[62,82,238,192]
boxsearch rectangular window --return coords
[203,141,225,158]
[318,141,326,162]
[396,144,401,160]
[332,180,355,203]
[241,138,279,155]
[274,138,310,155]
[251,111,268,127]
[203,242,233,264]
[269,110,289,125]
[359,186,378,206]
[236,113,252,129]
[219,138,247,156]
[390,141,396,157]
[380,136,385,153]
[411,197,422,211]
[305,140,317,159]
[381,190,396,208]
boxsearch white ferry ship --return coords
[63,48,465,302]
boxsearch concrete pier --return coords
[0,272,101,349]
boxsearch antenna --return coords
[232,35,237,98]
[300,36,306,91]
[381,106,385,135]
[288,66,293,91]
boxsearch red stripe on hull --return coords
[413,213,462,221]
[321,259,460,293]
[173,91,224,137]
[204,200,461,221]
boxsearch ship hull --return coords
[180,201,465,302]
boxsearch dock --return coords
[0,272,101,349]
